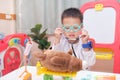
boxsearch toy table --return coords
[0,66,120,80]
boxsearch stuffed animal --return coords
[34,50,82,72]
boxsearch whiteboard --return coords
[83,7,116,44]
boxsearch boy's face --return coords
[62,17,82,40]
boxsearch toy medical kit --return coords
[19,41,33,80]
[62,23,83,32]
[82,41,92,49]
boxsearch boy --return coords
[52,8,96,70]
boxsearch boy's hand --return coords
[81,29,91,51]
[81,29,89,44]
[54,27,63,45]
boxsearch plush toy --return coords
[29,24,82,73]
[34,50,82,72]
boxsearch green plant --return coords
[28,24,51,50]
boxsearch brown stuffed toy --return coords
[34,50,82,72]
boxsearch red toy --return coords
[0,33,30,76]
[80,0,120,73]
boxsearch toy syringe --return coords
[19,41,33,79]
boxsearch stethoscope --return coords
[66,37,79,58]
[71,44,77,57]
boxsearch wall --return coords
[0,0,16,35]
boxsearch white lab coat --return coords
[52,34,96,70]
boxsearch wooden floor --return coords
[91,59,113,73]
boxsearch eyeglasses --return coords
[62,23,83,32]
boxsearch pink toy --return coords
[80,0,120,73]
[0,33,30,76]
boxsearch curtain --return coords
[16,0,36,33]
[15,0,97,34]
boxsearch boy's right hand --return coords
[54,27,63,45]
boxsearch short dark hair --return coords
[61,8,83,23]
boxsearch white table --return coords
[0,66,120,80]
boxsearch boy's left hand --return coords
[81,29,89,44]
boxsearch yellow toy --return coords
[36,61,77,80]
[96,75,116,80]
[36,62,76,77]
[19,71,32,80]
